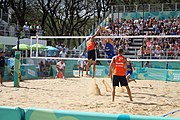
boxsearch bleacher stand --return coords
[91,16,180,59]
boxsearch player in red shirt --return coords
[109,48,133,102]
[86,28,100,78]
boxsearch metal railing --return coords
[0,24,16,36]
[0,23,43,37]
[0,9,9,23]
[113,3,180,13]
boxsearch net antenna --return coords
[36,34,39,57]
[30,35,180,59]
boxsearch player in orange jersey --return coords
[109,48,133,102]
[86,28,100,78]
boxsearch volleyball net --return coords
[28,35,180,80]
[30,35,180,59]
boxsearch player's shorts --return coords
[126,71,133,76]
[0,67,5,78]
[113,75,128,87]
[57,68,63,72]
[88,50,96,61]
[79,67,84,71]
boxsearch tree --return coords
[93,0,111,23]
[37,0,95,47]
[9,0,27,27]
[0,0,9,13]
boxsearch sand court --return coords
[0,77,179,118]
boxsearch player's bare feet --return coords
[102,79,112,92]
[85,74,90,77]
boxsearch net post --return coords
[14,51,21,87]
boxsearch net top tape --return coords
[31,35,180,39]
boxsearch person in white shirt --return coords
[77,55,85,77]
[23,22,30,37]
[56,60,65,78]
[59,48,66,58]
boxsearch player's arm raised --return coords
[91,26,100,40]
[103,27,113,45]
[99,26,107,45]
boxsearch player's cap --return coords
[127,58,130,61]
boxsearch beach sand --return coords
[0,77,179,118]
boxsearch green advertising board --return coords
[167,69,180,82]
[1,106,179,120]
[131,67,167,81]
[89,65,180,82]
[90,65,109,78]
[20,64,38,80]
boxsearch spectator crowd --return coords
[1,16,179,59]
[43,16,179,59]
[93,16,180,59]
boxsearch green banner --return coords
[64,60,75,77]
[3,66,13,81]
[167,69,180,82]
[0,106,179,120]
[131,67,167,81]
[89,66,180,82]
[24,108,179,120]
[0,107,23,120]
[168,62,180,70]
[3,65,38,81]
[131,61,180,69]
[20,65,38,80]
[90,65,109,78]
[122,11,180,20]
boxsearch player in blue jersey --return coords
[126,58,136,83]
[99,26,114,65]
[99,26,115,84]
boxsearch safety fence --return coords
[0,106,179,120]
[3,59,180,82]
[89,65,180,82]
